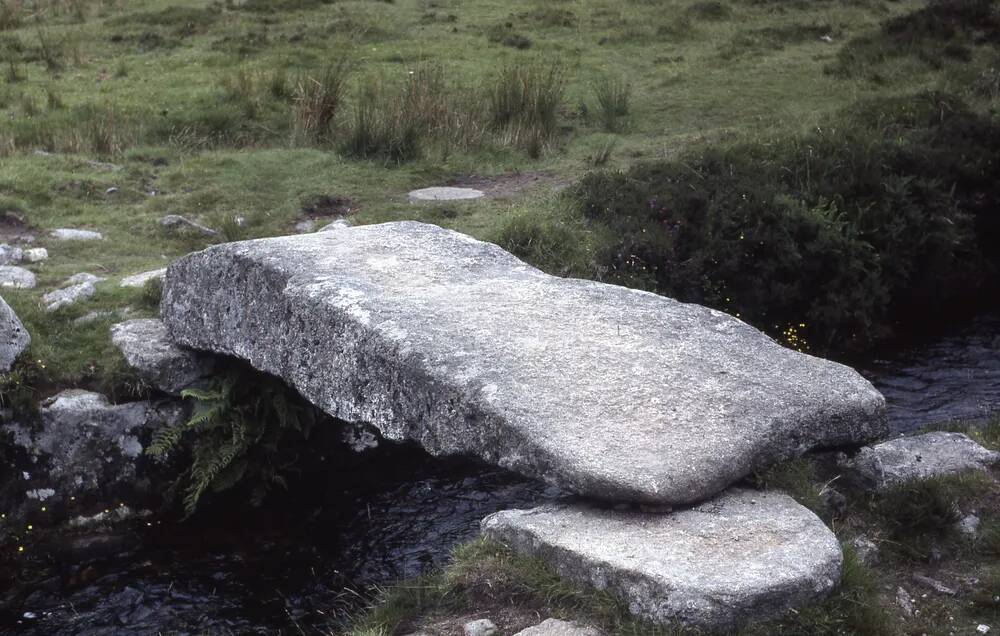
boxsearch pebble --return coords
[464,618,498,636]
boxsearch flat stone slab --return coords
[161,221,886,504]
[408,186,485,202]
[513,619,603,636]
[111,319,213,394]
[51,228,103,241]
[482,490,842,632]
[0,266,37,289]
[843,431,1000,491]
[0,295,30,372]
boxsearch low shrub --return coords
[568,91,1000,354]
[828,0,1000,77]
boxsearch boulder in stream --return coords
[482,490,842,632]
[161,221,887,505]
[2,390,185,512]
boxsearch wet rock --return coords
[514,619,603,636]
[409,186,485,202]
[0,265,37,289]
[161,222,887,505]
[481,489,842,631]
[843,432,1000,491]
[160,214,219,237]
[463,619,497,636]
[2,389,185,508]
[51,228,103,241]
[120,268,166,288]
[0,295,30,371]
[43,281,98,312]
[111,319,213,394]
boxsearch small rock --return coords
[111,319,213,394]
[0,266,37,289]
[843,432,1000,491]
[294,220,316,233]
[73,310,120,325]
[978,625,991,634]
[64,272,106,286]
[463,619,497,636]
[23,248,48,263]
[820,35,834,43]
[896,587,915,617]
[160,214,219,236]
[50,228,103,241]
[409,186,485,202]
[341,422,380,452]
[957,514,980,537]
[105,186,119,195]
[0,295,30,372]
[913,573,956,595]
[513,618,604,635]
[849,535,880,566]
[0,244,24,265]
[43,282,97,312]
[120,268,167,288]
[318,218,351,232]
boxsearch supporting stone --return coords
[482,490,842,632]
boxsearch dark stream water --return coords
[2,316,999,636]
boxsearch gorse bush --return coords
[569,91,1000,354]
[147,364,318,516]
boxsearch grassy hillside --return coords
[0,0,996,392]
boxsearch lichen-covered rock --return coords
[50,228,103,241]
[161,221,887,505]
[120,268,166,288]
[43,280,99,312]
[2,390,184,509]
[513,619,603,636]
[482,490,843,632]
[0,295,29,371]
[843,431,1000,491]
[111,318,213,394]
[0,265,37,289]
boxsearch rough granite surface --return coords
[161,221,888,504]
[482,490,843,632]
[844,431,1000,490]
[111,319,214,394]
[0,295,29,371]
[2,390,185,507]
[512,619,604,636]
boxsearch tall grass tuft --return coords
[341,79,422,163]
[487,62,565,157]
[593,75,631,132]
[292,62,349,145]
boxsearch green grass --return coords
[0,0,996,390]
